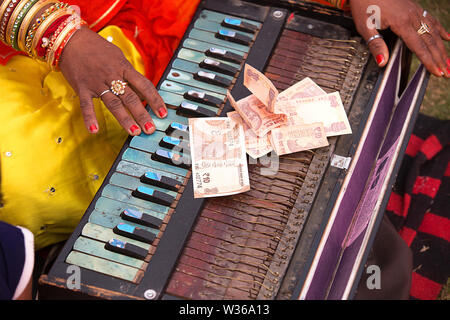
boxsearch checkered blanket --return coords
[386,114,450,300]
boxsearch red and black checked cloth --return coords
[386,114,450,300]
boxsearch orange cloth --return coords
[0,0,201,83]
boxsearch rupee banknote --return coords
[276,92,352,137]
[243,64,279,112]
[189,117,250,198]
[269,122,329,156]
[227,91,287,137]
[227,111,273,159]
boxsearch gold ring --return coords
[417,21,430,35]
[110,80,127,96]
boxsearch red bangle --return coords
[35,14,70,58]
[52,20,86,68]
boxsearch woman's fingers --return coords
[79,91,99,134]
[401,22,445,77]
[119,86,156,135]
[423,14,450,76]
[101,91,141,136]
[124,67,168,119]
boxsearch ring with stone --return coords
[110,80,127,96]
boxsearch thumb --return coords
[365,31,390,67]
[351,3,390,67]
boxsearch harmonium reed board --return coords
[39,0,429,300]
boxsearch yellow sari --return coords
[0,26,145,250]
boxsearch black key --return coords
[184,90,223,107]
[194,70,231,88]
[199,58,238,76]
[178,101,216,118]
[165,122,189,135]
[159,136,189,152]
[113,223,156,244]
[132,186,175,206]
[216,29,252,46]
[222,17,257,34]
[151,149,191,169]
[140,171,182,192]
[121,208,163,229]
[206,47,244,64]
[105,238,148,260]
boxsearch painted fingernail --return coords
[376,54,384,65]
[158,107,168,118]
[89,124,98,133]
[144,122,154,132]
[447,58,450,68]
[447,67,450,75]
[437,68,444,76]
[130,125,139,134]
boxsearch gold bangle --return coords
[17,0,53,52]
[46,16,80,68]
[5,0,29,46]
[31,5,70,58]
[0,0,14,43]
[24,1,64,55]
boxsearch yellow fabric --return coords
[0,26,145,250]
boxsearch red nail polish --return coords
[447,58,450,68]
[144,122,154,132]
[158,107,167,118]
[130,125,139,134]
[376,54,384,65]
[89,124,98,133]
[447,67,450,74]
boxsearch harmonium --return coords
[39,0,429,300]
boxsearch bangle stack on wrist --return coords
[0,0,86,70]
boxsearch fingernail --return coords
[376,54,384,65]
[447,58,450,68]
[130,125,139,134]
[144,122,154,132]
[89,124,98,133]
[437,68,444,76]
[447,67,450,75]
[158,107,167,118]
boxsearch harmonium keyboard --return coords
[39,0,429,300]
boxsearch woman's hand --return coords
[58,26,167,135]
[350,0,450,77]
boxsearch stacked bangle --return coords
[30,5,72,58]
[18,0,54,52]
[1,0,85,71]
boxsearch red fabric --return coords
[0,0,201,84]
[405,134,424,157]
[410,272,442,300]
[420,135,443,160]
[418,213,450,242]
[386,192,403,217]
[107,0,201,83]
[412,176,441,199]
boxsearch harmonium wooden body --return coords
[39,0,429,300]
